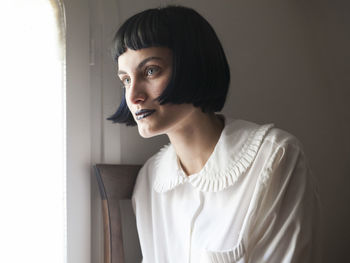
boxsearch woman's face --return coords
[118,47,196,138]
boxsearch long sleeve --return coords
[245,140,321,263]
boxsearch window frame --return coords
[64,0,91,262]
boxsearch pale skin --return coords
[117,47,224,175]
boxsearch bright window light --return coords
[0,1,66,262]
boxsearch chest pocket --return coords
[200,240,245,263]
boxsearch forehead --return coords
[117,47,172,72]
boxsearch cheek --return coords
[124,90,131,108]
[124,94,135,118]
[153,76,170,96]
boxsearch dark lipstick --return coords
[135,109,156,120]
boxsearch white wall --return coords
[90,0,350,262]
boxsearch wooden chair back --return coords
[94,164,142,263]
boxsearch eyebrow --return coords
[117,56,163,75]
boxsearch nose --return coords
[127,79,147,105]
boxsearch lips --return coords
[135,109,156,120]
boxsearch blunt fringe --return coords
[107,5,230,126]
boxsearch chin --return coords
[138,132,153,139]
[137,126,159,138]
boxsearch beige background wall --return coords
[90,0,350,262]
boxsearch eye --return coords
[145,66,160,77]
[121,77,131,87]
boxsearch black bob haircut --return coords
[107,5,230,126]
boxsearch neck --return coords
[167,111,224,176]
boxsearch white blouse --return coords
[132,118,321,263]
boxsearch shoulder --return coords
[264,126,304,150]
[224,118,307,183]
[254,125,311,190]
[133,143,176,196]
[231,120,316,208]
[139,143,175,179]
[227,118,305,159]
[225,118,301,149]
[261,126,306,176]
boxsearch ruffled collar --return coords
[153,118,274,193]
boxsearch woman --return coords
[108,6,320,263]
